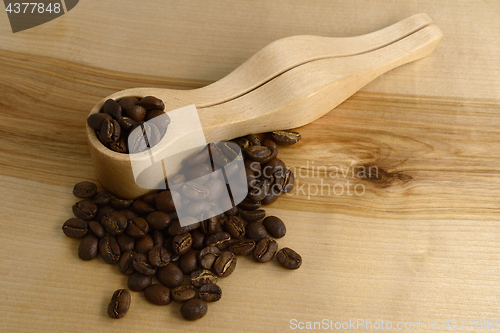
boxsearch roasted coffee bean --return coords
[118,96,139,109]
[276,247,302,270]
[87,113,112,131]
[133,253,157,275]
[182,181,209,201]
[228,239,256,256]
[152,230,165,247]
[88,221,105,238]
[145,109,170,136]
[124,105,146,122]
[223,205,239,217]
[148,245,170,268]
[142,192,158,206]
[190,269,217,287]
[271,130,301,145]
[199,284,222,302]
[240,209,266,222]
[237,198,261,211]
[168,218,200,236]
[100,119,121,143]
[144,122,162,147]
[143,284,172,305]
[107,289,130,319]
[128,122,148,153]
[245,222,268,242]
[102,99,122,119]
[219,141,240,161]
[78,234,99,260]
[116,233,135,252]
[119,209,138,221]
[245,159,261,173]
[283,169,295,193]
[172,233,192,256]
[62,218,88,238]
[146,211,171,230]
[198,246,220,270]
[244,145,271,162]
[213,251,237,277]
[117,116,137,131]
[210,144,231,167]
[253,237,278,263]
[184,148,209,167]
[246,134,261,146]
[205,232,231,250]
[135,234,154,254]
[262,138,277,149]
[95,205,115,222]
[72,200,97,221]
[118,250,136,275]
[110,197,133,210]
[128,272,152,291]
[131,200,155,215]
[171,285,196,302]
[248,179,270,201]
[126,217,150,238]
[261,187,281,205]
[101,211,127,235]
[262,216,286,238]
[155,190,180,214]
[186,162,211,184]
[92,191,111,206]
[177,250,199,275]
[99,236,121,264]
[190,230,205,250]
[187,200,211,217]
[200,212,220,235]
[223,216,245,239]
[139,96,164,110]
[109,136,128,153]
[167,173,185,190]
[236,137,251,149]
[181,299,208,321]
[73,181,97,198]
[156,263,184,288]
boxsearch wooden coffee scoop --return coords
[87,13,443,198]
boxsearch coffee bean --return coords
[228,239,256,256]
[109,136,128,153]
[276,247,302,270]
[99,236,121,264]
[180,299,208,321]
[204,179,225,202]
[72,200,97,221]
[126,217,150,238]
[116,233,135,252]
[88,221,105,238]
[145,109,170,136]
[156,263,184,288]
[213,251,237,277]
[117,116,137,131]
[148,245,170,268]
[155,190,180,214]
[253,237,278,263]
[190,269,217,287]
[237,198,261,211]
[87,113,112,131]
[102,99,122,119]
[205,232,231,250]
[168,219,200,236]
[271,130,301,145]
[133,253,157,275]
[236,137,251,149]
[248,179,270,201]
[146,211,171,230]
[210,144,231,167]
[62,218,88,238]
[171,285,196,302]
[200,212,220,235]
[78,234,99,260]
[143,284,172,305]
[107,289,130,319]
[244,145,271,162]
[118,250,136,275]
[119,209,138,221]
[100,119,121,143]
[128,272,152,291]
[262,138,277,149]
[283,169,295,193]
[95,205,115,222]
[261,187,281,205]
[131,200,156,215]
[142,192,158,206]
[240,209,266,222]
[110,197,133,210]
[190,230,205,250]
[177,250,199,275]
[263,216,286,238]
[124,105,146,122]
[246,134,261,146]
[101,211,127,235]
[167,173,185,190]
[152,230,164,247]
[224,205,239,217]
[182,181,209,201]
[172,233,192,256]
[184,148,209,167]
[139,96,165,110]
[135,234,154,254]
[187,200,211,216]
[186,162,211,183]
[223,216,245,239]
[92,191,111,206]
[199,284,222,302]
[198,246,220,270]
[73,181,97,198]
[245,222,268,242]
[118,96,139,109]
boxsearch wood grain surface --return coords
[0,1,499,332]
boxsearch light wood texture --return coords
[0,1,499,333]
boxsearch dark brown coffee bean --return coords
[144,284,172,305]
[117,116,137,131]
[171,285,196,302]
[262,216,286,238]
[126,217,150,238]
[133,253,157,275]
[118,250,136,275]
[177,250,199,275]
[110,197,133,210]
[73,181,97,198]
[128,122,148,153]
[248,179,270,201]
[276,247,302,269]
[245,222,268,242]
[118,96,139,109]
[210,144,231,167]
[130,200,155,215]
[182,181,209,201]
[156,263,184,288]
[100,119,121,143]
[95,205,114,222]
[109,136,128,153]
[253,237,278,263]
[172,233,192,256]
[101,211,127,235]
[102,99,122,119]
[142,192,158,206]
[228,239,256,256]
[167,173,185,190]
[181,299,208,321]
[145,109,170,135]
[148,245,170,268]
[190,269,217,287]
[198,246,220,270]
[78,234,99,260]
[187,200,211,217]
[152,230,165,247]
[283,169,295,193]
[223,216,245,239]
[72,200,97,221]
[186,162,211,183]
[184,148,209,167]
[123,105,146,122]
[237,198,261,211]
[107,289,130,319]
[213,251,236,277]
[205,232,231,250]
[99,236,121,264]
[271,130,301,145]
[116,233,135,252]
[246,134,261,146]
[168,219,200,236]
[240,209,266,222]
[87,113,112,131]
[88,221,105,238]
[190,230,205,250]
[118,209,138,221]
[128,272,152,291]
[135,234,154,254]
[146,211,171,230]
[261,187,281,205]
[200,212,220,235]
[92,191,111,206]
[62,218,88,238]
[262,138,277,149]
[244,145,271,162]
[199,284,222,302]
[155,190,180,213]
[224,205,239,217]
[139,96,164,110]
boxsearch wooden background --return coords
[0,1,499,332]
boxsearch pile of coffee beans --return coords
[87,96,170,153]
[63,130,302,321]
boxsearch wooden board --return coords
[0,1,499,332]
